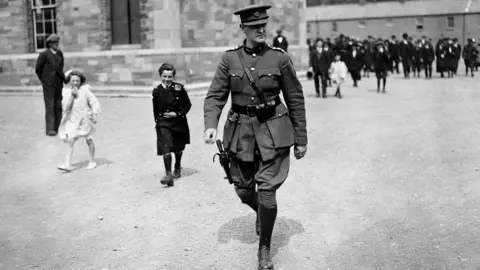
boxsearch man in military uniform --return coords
[35,34,66,136]
[203,4,307,270]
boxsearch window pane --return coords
[36,22,44,34]
[45,22,53,34]
[42,0,50,5]
[45,9,53,20]
[36,36,46,49]
[35,10,43,22]
[53,23,56,33]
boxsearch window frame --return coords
[415,17,424,31]
[447,16,455,29]
[358,20,366,29]
[386,18,394,27]
[332,21,338,32]
[31,0,58,51]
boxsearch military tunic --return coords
[204,42,307,191]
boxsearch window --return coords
[386,18,394,27]
[31,0,58,50]
[447,16,455,28]
[306,0,323,7]
[111,0,141,45]
[306,22,312,34]
[416,18,424,31]
[358,20,366,28]
[332,21,338,32]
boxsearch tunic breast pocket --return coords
[228,70,245,93]
[258,68,281,91]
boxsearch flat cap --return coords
[46,34,60,43]
[234,4,272,26]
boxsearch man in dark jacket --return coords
[388,35,400,74]
[399,33,413,78]
[345,43,363,87]
[309,39,332,97]
[35,34,66,136]
[272,29,288,52]
[463,38,478,77]
[420,35,435,79]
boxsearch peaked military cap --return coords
[46,34,60,43]
[234,4,272,26]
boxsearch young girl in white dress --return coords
[329,53,348,99]
[57,70,102,171]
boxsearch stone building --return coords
[306,0,480,46]
[0,0,308,88]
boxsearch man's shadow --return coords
[217,214,305,257]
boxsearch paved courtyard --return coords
[1,71,480,269]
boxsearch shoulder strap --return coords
[237,50,267,103]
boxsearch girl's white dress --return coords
[58,84,101,141]
[329,60,348,85]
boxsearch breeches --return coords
[231,147,290,192]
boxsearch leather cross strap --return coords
[237,50,267,103]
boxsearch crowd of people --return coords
[307,33,480,98]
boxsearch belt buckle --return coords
[245,106,255,117]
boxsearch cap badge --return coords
[254,11,260,17]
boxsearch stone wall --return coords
[0,46,309,87]
[0,0,29,54]
[56,0,111,52]
[181,0,303,47]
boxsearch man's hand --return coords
[308,67,313,72]
[294,144,307,160]
[162,112,177,119]
[203,128,217,144]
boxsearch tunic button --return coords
[252,53,256,57]
[251,97,255,101]
[251,67,255,71]
[268,73,271,76]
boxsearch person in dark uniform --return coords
[323,41,334,87]
[152,63,192,187]
[420,35,435,79]
[373,41,390,93]
[436,38,447,78]
[383,39,393,72]
[399,33,412,78]
[309,39,332,98]
[203,5,308,270]
[412,40,423,78]
[345,43,363,87]
[362,40,373,78]
[445,38,456,77]
[35,34,66,136]
[463,38,479,77]
[452,38,462,75]
[272,29,288,52]
[389,35,400,74]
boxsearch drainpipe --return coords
[463,0,472,48]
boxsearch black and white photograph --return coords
[1,0,480,269]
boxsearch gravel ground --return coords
[1,72,480,270]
